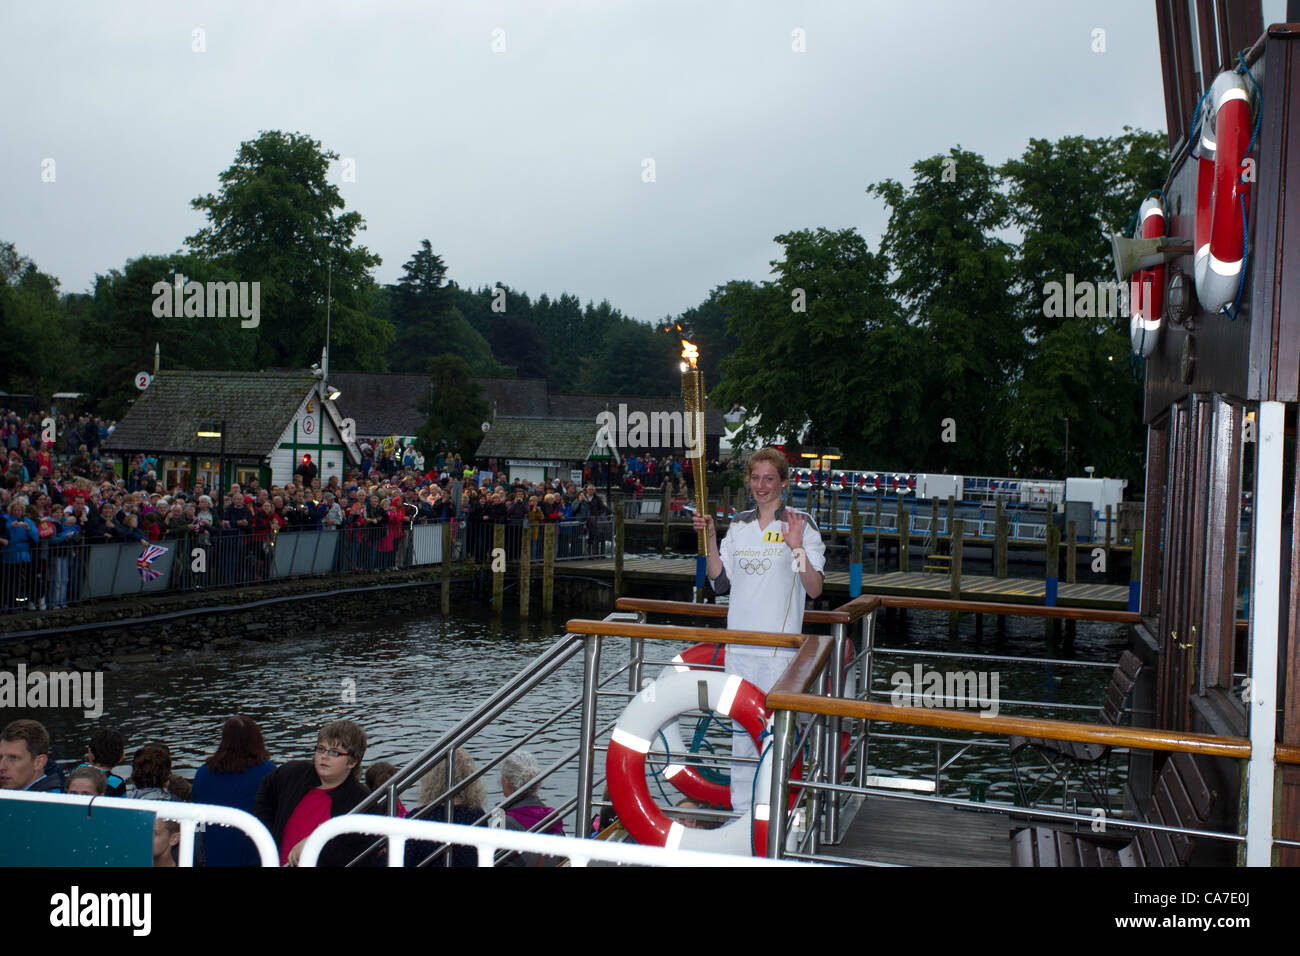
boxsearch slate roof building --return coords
[103,370,359,490]
[321,371,725,485]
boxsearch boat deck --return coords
[553,558,1131,610]
[832,795,1013,866]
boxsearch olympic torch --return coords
[680,340,709,556]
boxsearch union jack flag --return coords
[137,543,169,582]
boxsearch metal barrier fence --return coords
[0,517,616,615]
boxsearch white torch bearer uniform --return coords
[708,504,825,810]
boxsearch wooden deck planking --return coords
[552,558,1131,610]
[832,795,1012,866]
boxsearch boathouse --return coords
[103,370,359,489]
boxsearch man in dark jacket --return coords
[0,719,63,792]
[254,719,375,867]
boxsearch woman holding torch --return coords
[692,447,825,811]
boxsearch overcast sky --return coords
[2,1,1175,324]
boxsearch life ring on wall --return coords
[1194,70,1253,313]
[607,670,775,856]
[1130,196,1166,357]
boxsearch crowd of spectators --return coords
[0,404,741,612]
[0,716,566,867]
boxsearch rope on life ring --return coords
[607,670,775,856]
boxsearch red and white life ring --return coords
[1194,70,1253,313]
[656,643,731,807]
[608,670,774,855]
[1130,196,1166,357]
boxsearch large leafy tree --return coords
[869,148,1019,474]
[576,318,680,396]
[712,228,905,464]
[0,243,79,398]
[1000,128,1168,481]
[187,131,392,371]
[78,253,259,417]
[416,354,490,458]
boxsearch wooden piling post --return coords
[441,521,452,615]
[661,482,671,552]
[930,496,940,552]
[722,487,731,517]
[1104,504,1114,581]
[492,523,505,611]
[543,523,556,614]
[898,510,910,573]
[1066,519,1077,585]
[946,495,955,540]
[830,488,839,550]
[873,493,882,574]
[949,517,964,636]
[519,522,532,613]
[851,511,864,597]
[1044,524,1060,645]
[995,500,1008,579]
[1129,528,1142,613]
[950,518,963,600]
[614,503,625,598]
[850,486,859,519]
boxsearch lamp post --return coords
[197,420,226,529]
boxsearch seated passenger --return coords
[74,728,127,796]
[500,751,563,835]
[0,719,61,792]
[153,817,180,868]
[125,743,175,800]
[364,761,407,818]
[65,766,108,796]
[405,748,485,868]
[254,719,373,867]
[192,715,277,867]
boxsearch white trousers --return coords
[725,645,795,812]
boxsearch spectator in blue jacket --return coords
[1,500,39,609]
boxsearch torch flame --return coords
[681,340,699,369]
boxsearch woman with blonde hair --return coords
[406,748,485,867]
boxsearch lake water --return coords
[20,596,1126,817]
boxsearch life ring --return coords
[655,643,732,807]
[1194,70,1253,313]
[1130,196,1166,357]
[608,670,774,855]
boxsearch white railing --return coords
[0,789,279,866]
[300,814,818,868]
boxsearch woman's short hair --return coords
[746,447,789,482]
[205,715,271,775]
[500,751,542,798]
[418,747,484,809]
[318,720,366,779]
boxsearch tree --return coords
[386,241,500,374]
[415,354,490,459]
[78,254,259,417]
[576,319,679,396]
[1000,129,1167,482]
[187,130,392,370]
[0,242,78,399]
[711,228,903,464]
[869,147,1019,474]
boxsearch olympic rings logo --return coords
[739,557,772,574]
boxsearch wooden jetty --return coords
[550,557,1131,611]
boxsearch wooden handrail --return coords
[834,594,883,622]
[565,619,805,649]
[613,597,851,624]
[770,634,834,696]
[764,692,1251,759]
[875,595,1140,622]
[1279,744,1300,766]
